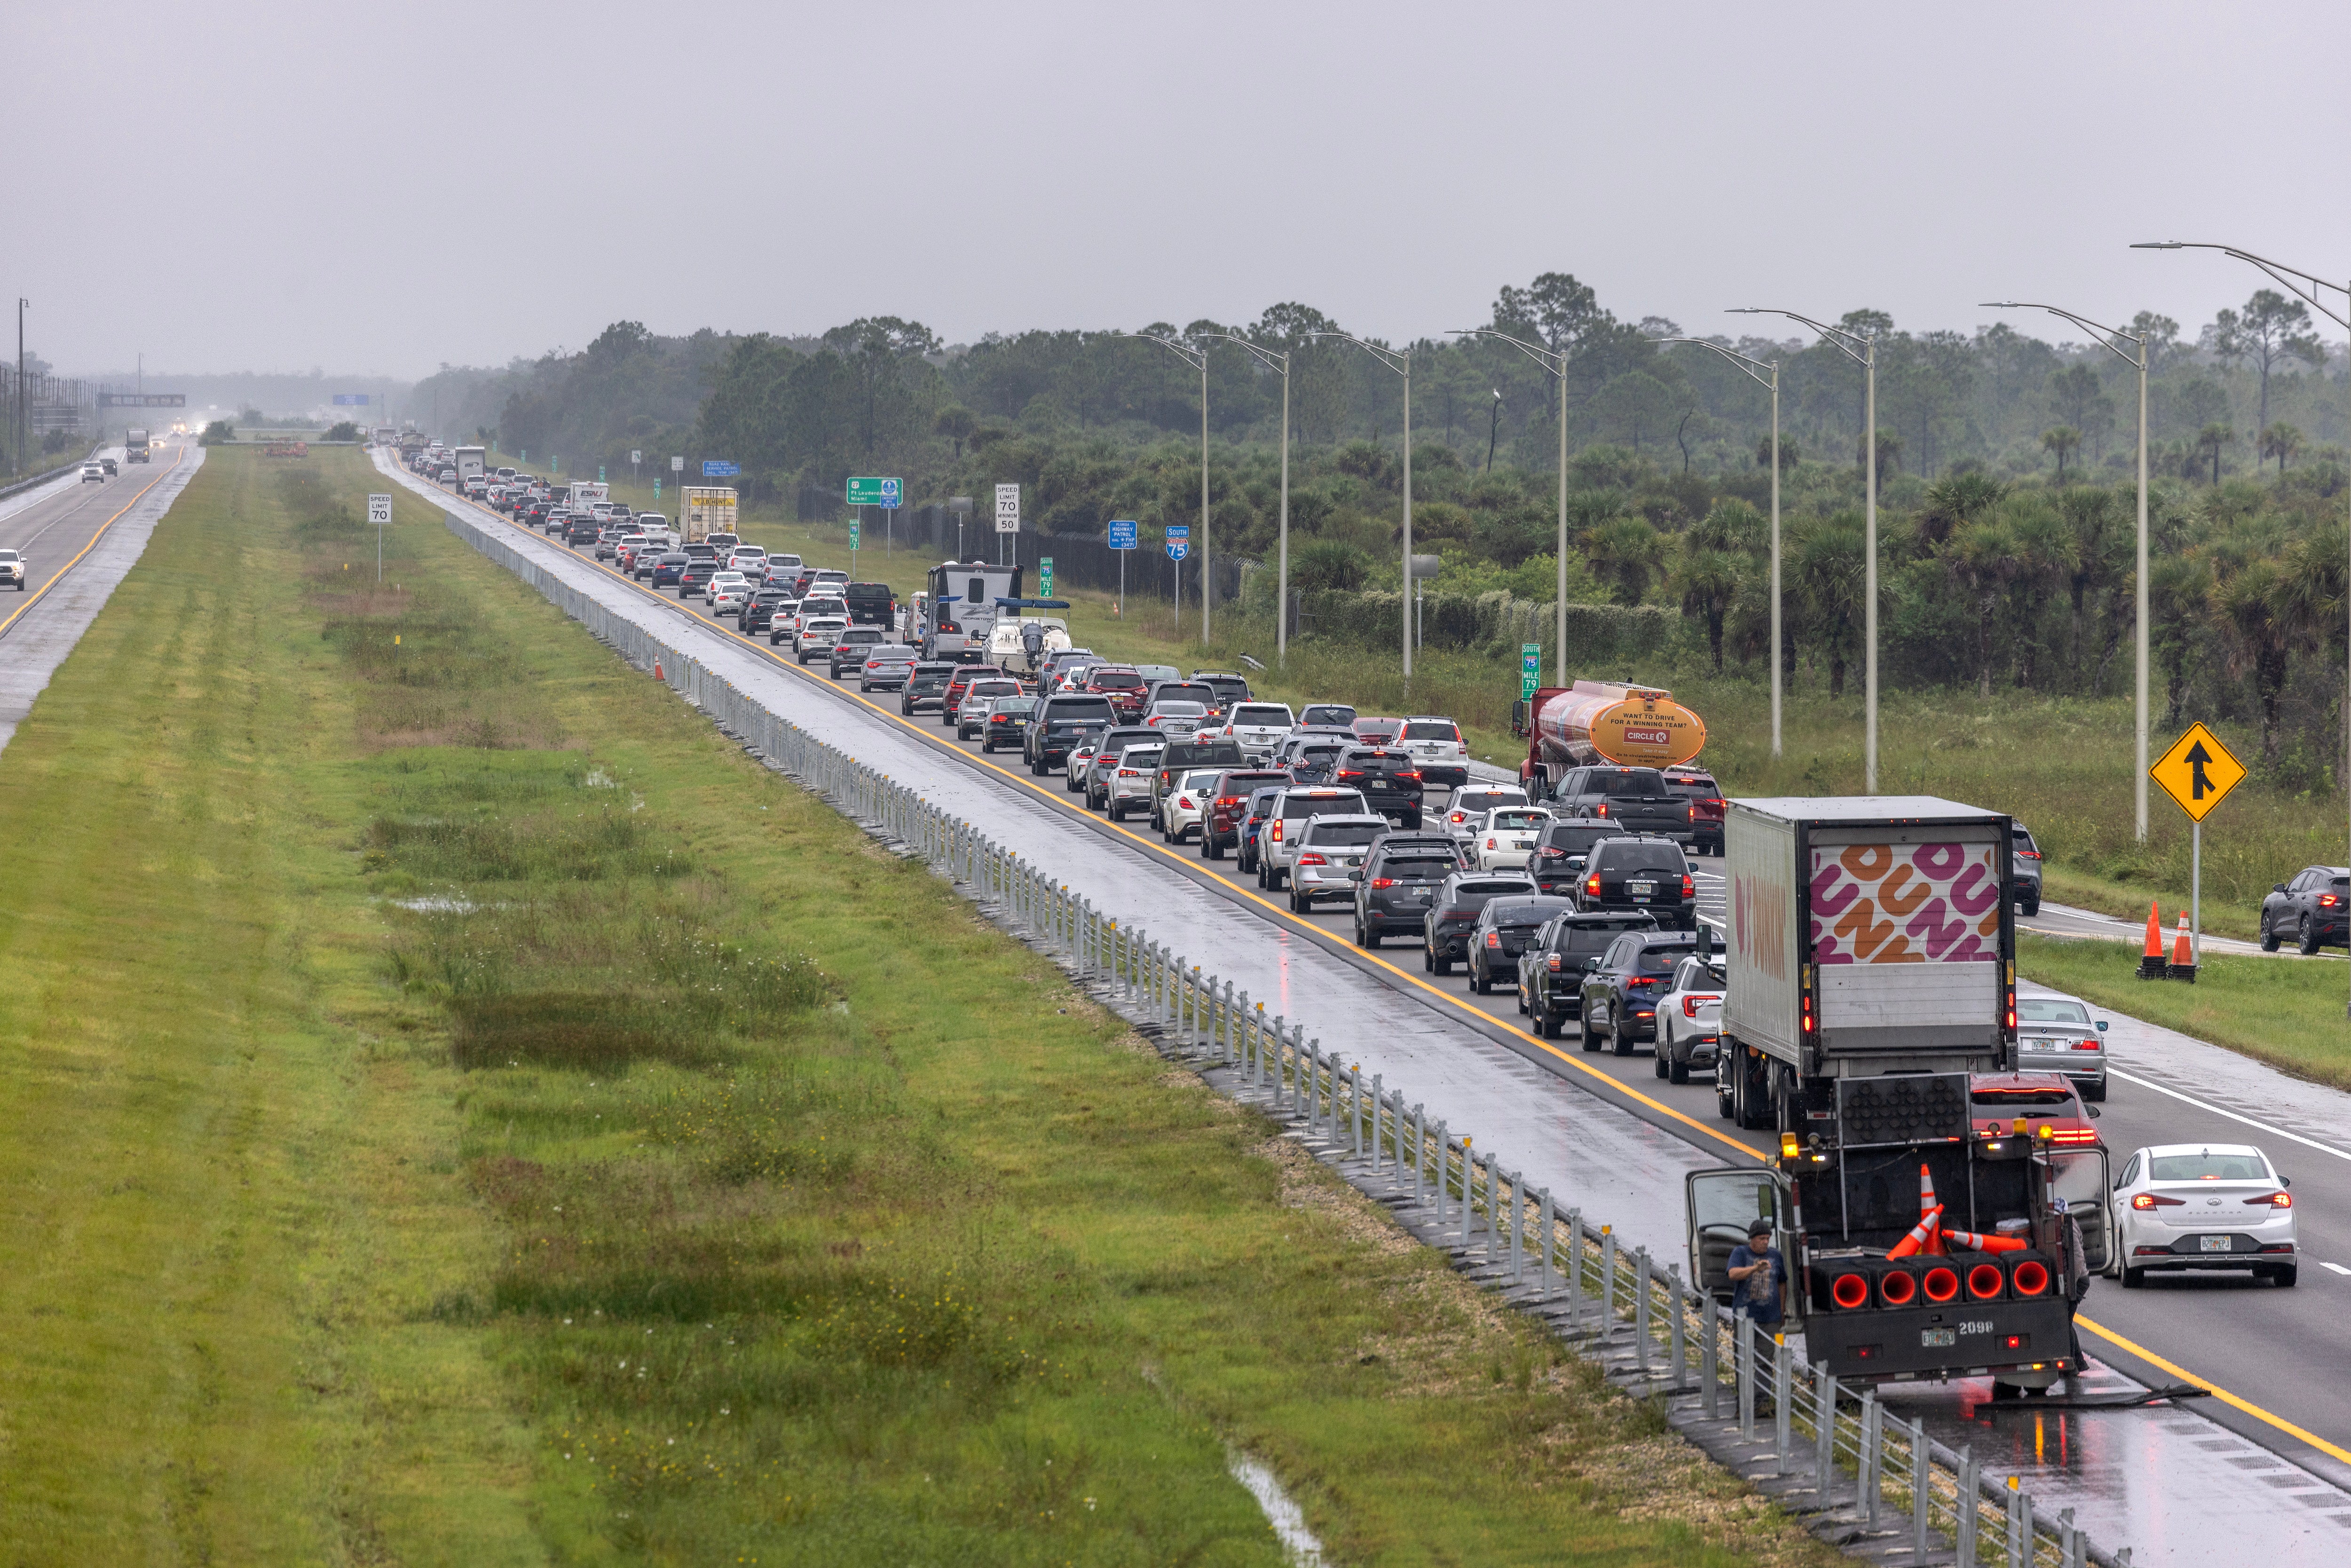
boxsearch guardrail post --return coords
[1538,1188,1554,1299]
[1509,1170,1524,1283]
[1634,1248,1652,1373]
[1459,1145,1475,1248]
[1432,1121,1449,1225]
[1701,1296,1720,1419]
[1666,1263,1685,1387]
[1567,1210,1585,1324]
[1858,1389,1879,1524]
[1408,1103,1424,1201]
[1912,1418,1931,1557]
[1736,1314,1755,1439]
[2008,1478,2028,1568]
[1368,1074,1383,1170]
[2059,1506,2078,1568]
[1772,1339,1791,1474]
[1601,1227,1617,1339]
[1346,1064,1362,1157]
[1815,1365,1838,1502]
[1955,1447,1977,1566]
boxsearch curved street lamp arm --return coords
[1194,332,1289,375]
[1446,327,1564,376]
[1980,302,2145,370]
[2132,243,2351,331]
[1306,329,1408,377]
[1650,335,1776,391]
[1728,307,1871,365]
[1122,330,1208,370]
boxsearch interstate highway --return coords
[397,456,2351,1557]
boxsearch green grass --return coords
[2021,933,2351,1092]
[0,446,1845,1564]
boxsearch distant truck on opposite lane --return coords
[125,428,151,463]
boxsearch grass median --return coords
[0,446,1841,1564]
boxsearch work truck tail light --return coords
[1878,1269,1918,1307]
[1966,1264,2007,1300]
[1921,1267,1960,1303]
[1830,1273,1870,1310]
[2010,1259,2051,1297]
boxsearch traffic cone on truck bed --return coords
[2138,902,2169,980]
[2169,911,2197,984]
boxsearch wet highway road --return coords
[394,454,2351,1560]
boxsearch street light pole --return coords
[1124,332,1213,643]
[1450,328,1574,691]
[1198,334,1291,664]
[1652,338,1783,757]
[1982,302,2150,841]
[2135,240,2351,1016]
[1310,332,1414,677]
[1733,308,1878,788]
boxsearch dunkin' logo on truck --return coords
[1810,843,1999,964]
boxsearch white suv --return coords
[1217,702,1297,761]
[1284,814,1389,914]
[1399,717,1470,788]
[1159,766,1227,845]
[1106,746,1164,822]
[1257,787,1373,891]
[794,616,848,664]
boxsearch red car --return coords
[1969,1072,2102,1150]
[1084,666,1149,720]
[1199,768,1289,860]
[1662,765,1726,856]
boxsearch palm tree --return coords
[1583,515,1666,606]
[1672,546,1742,672]
[1789,514,1865,696]
[2195,423,2234,485]
[2258,421,2305,476]
[2214,555,2314,760]
[2006,501,2079,690]
[1942,517,2024,697]
[2039,425,2083,480]
[1917,471,2006,547]
[2149,554,2211,725]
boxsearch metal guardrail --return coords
[0,443,104,503]
[445,505,2129,1568]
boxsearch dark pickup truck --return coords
[1544,765,1691,843]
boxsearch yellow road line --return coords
[0,445,188,639]
[2075,1312,2351,1465]
[441,475,1764,1163]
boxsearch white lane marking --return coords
[2105,1067,2351,1164]
[2321,1262,2351,1277]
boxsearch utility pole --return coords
[1312,331,1414,678]
[1123,331,1212,641]
[1197,334,1291,663]
[15,299,25,478]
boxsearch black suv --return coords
[1531,819,1614,896]
[901,662,959,716]
[1518,912,1660,1038]
[1422,871,1536,975]
[1578,929,1701,1055]
[742,591,790,635]
[1026,694,1118,774]
[677,560,718,597]
[2262,864,2351,953]
[1332,747,1424,828]
[1466,894,1575,993]
[1577,835,1696,930]
[1352,834,1465,947]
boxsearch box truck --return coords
[454,446,489,486]
[125,428,151,463]
[1685,796,2109,1392]
[680,486,737,543]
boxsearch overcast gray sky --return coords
[16,0,2351,379]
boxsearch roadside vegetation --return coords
[0,444,1847,1564]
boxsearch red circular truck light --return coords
[2010,1260,2051,1298]
[1922,1267,1960,1303]
[1967,1263,2007,1300]
[1878,1269,1918,1307]
[1831,1273,1870,1310]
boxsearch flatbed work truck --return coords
[1685,797,2111,1393]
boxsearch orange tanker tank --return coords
[1531,679,1707,771]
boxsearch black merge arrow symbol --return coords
[2185,741,2214,799]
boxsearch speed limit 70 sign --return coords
[367,494,393,526]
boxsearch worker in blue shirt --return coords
[1728,1217,1788,1328]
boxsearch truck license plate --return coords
[1921,1328,1957,1347]
[1628,880,1655,895]
[2200,1235,2233,1252]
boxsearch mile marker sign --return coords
[2150,721,2245,822]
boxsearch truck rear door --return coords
[2046,1147,2114,1276]
[1685,1166,1794,1308]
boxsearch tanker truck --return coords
[1513,679,1708,831]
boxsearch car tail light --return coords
[1830,1272,1870,1310]
[1921,1267,1960,1303]
[1546,954,1561,972]
[2072,1037,2101,1050]
[2017,847,2042,859]
[1594,802,1609,815]
[1338,769,1364,781]
[1704,798,1724,808]
[1681,996,1706,1017]
[1586,875,1601,896]
[1681,873,1694,899]
[1484,932,1500,948]
[2323,894,2343,909]
[1368,877,1396,890]
[1627,976,1659,987]
[1118,768,1144,778]
[1217,795,1242,807]
[1270,822,1284,842]
[1966,1263,2006,1300]
[1538,846,1564,859]
[2245,1191,2293,1208]
[1450,811,1467,824]
[1399,770,1421,782]
[2131,1193,2184,1210]
[1176,795,1193,808]
[2048,1127,2099,1145]
[1298,853,1327,867]
[1485,838,1499,849]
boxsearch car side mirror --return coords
[2085,1105,2100,1118]
[2283,1176,2291,1188]
[2095,1020,2107,1032]
[1584,955,1601,970]
[2275,883,2288,894]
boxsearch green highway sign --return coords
[846,476,903,508]
[1040,557,1054,596]
[849,517,861,548]
[1520,643,1542,700]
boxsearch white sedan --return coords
[2111,1143,2298,1289]
[1473,806,1554,871]
[1159,766,1227,845]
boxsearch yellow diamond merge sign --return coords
[2150,722,2245,822]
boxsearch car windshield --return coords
[1234,705,1294,725]
[1490,898,1573,927]
[2149,1151,2271,1181]
[1305,822,1383,848]
[1971,1086,2078,1108]
[1402,721,1458,741]
[1490,810,1549,830]
[1587,768,1667,794]
[1301,705,1357,726]
[1380,855,1458,878]
[2017,999,2091,1024]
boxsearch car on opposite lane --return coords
[2261,864,2349,955]
[2110,1143,2297,1288]
[0,548,24,590]
[2012,820,2046,917]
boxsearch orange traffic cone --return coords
[653,661,664,681]
[1887,1206,1943,1259]
[2138,902,2168,979]
[1943,1224,2029,1254]
[2169,912,2197,984]
[1917,1161,1939,1215]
